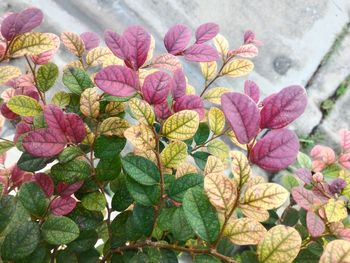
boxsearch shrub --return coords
[0,6,349,263]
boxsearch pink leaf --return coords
[14,122,31,144]
[80,32,100,51]
[172,69,186,100]
[164,24,192,55]
[33,173,54,197]
[250,129,299,172]
[123,26,151,69]
[15,7,43,35]
[23,128,67,157]
[15,86,40,101]
[0,103,18,120]
[306,211,325,237]
[11,165,31,187]
[57,181,84,197]
[64,113,86,144]
[184,44,219,62]
[50,196,76,216]
[230,44,258,58]
[291,186,325,211]
[195,23,219,44]
[173,95,205,120]
[104,30,129,60]
[0,12,18,40]
[295,168,312,184]
[44,104,67,133]
[339,153,350,169]
[31,33,60,65]
[244,30,263,46]
[260,85,307,129]
[142,71,172,105]
[339,129,350,152]
[95,65,139,97]
[310,145,336,172]
[154,101,172,120]
[151,53,182,72]
[221,92,260,144]
[244,80,260,103]
[336,228,350,242]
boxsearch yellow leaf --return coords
[246,175,266,188]
[204,172,237,211]
[82,124,95,145]
[102,55,124,67]
[162,110,199,141]
[324,198,347,223]
[320,240,350,263]
[241,183,289,210]
[64,60,84,70]
[0,66,21,84]
[124,123,156,150]
[200,61,217,81]
[203,87,231,104]
[51,91,70,107]
[134,148,157,163]
[80,87,100,118]
[239,204,269,222]
[226,130,248,150]
[207,139,229,161]
[185,84,196,95]
[7,95,42,117]
[105,101,125,116]
[60,32,85,57]
[204,155,225,177]
[339,169,350,199]
[9,32,56,57]
[160,141,188,168]
[99,117,129,137]
[86,47,118,66]
[222,59,254,77]
[224,218,267,245]
[230,151,251,186]
[208,107,225,135]
[213,34,229,58]
[175,162,198,178]
[257,225,301,263]
[129,98,155,126]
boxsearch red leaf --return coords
[306,211,325,237]
[10,165,31,187]
[0,103,18,120]
[339,128,350,152]
[195,23,219,44]
[57,181,84,197]
[260,85,307,129]
[184,44,219,62]
[230,44,258,58]
[154,101,172,120]
[50,196,76,216]
[172,69,186,100]
[221,92,260,144]
[244,80,260,103]
[291,186,325,211]
[95,65,139,97]
[23,128,67,157]
[104,30,129,60]
[173,95,205,120]
[64,113,86,144]
[80,32,100,51]
[44,104,67,132]
[0,13,18,40]
[14,122,31,144]
[33,173,54,197]
[250,129,299,172]
[164,24,191,55]
[15,7,43,35]
[142,71,172,105]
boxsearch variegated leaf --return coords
[208,107,225,135]
[99,117,129,137]
[230,150,251,186]
[160,141,188,168]
[124,123,156,150]
[80,87,100,118]
[162,110,199,140]
[129,98,155,125]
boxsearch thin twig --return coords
[24,55,46,104]
[191,127,230,153]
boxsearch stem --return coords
[24,55,46,104]
[0,137,13,143]
[191,127,230,153]
[0,39,12,62]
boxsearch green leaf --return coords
[323,164,342,178]
[297,151,312,169]
[52,91,71,107]
[7,95,42,116]
[96,156,121,181]
[17,152,53,172]
[111,173,133,211]
[94,135,126,159]
[18,182,49,217]
[37,62,58,92]
[192,151,211,170]
[110,211,131,248]
[51,159,91,184]
[81,192,106,211]
[0,140,14,155]
[183,187,220,243]
[68,203,104,231]
[56,250,78,263]
[126,175,160,206]
[33,114,46,128]
[281,174,299,191]
[1,221,40,260]
[167,173,203,202]
[127,205,154,236]
[282,207,299,226]
[15,244,50,263]
[194,123,210,145]
[76,248,100,263]
[0,195,16,233]
[67,230,98,252]
[194,254,220,263]
[62,67,94,94]
[122,154,160,185]
[41,215,80,245]
[58,146,84,163]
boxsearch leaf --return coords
[122,154,160,185]
[204,155,225,176]
[324,198,347,223]
[0,140,14,155]
[193,151,211,170]
[339,128,350,152]
[9,32,56,57]
[200,61,217,81]
[17,152,52,172]
[95,65,139,97]
[174,95,205,120]
[164,24,192,55]
[320,240,350,263]
[62,67,94,94]
[160,141,188,168]
[250,129,299,172]
[142,71,172,105]
[224,218,266,245]
[96,155,121,181]
[195,23,219,44]
[18,182,49,217]
[291,186,326,210]
[57,181,84,197]
[221,92,260,144]
[0,65,21,84]
[7,95,42,116]
[207,139,229,161]
[82,192,106,211]
[86,47,117,66]
[37,62,59,92]
[129,98,155,125]
[104,30,129,60]
[222,59,254,77]
[183,187,220,243]
[230,150,251,186]
[111,173,133,211]
[52,91,70,107]
[41,215,80,245]
[1,221,40,260]
[68,230,98,253]
[184,44,219,62]
[257,225,301,263]
[50,196,77,216]
[51,159,91,184]
[162,110,200,140]
[80,87,100,118]
[306,211,325,237]
[61,32,85,57]
[208,107,225,135]
[58,146,84,163]
[94,135,126,159]
[124,123,156,151]
[231,44,258,58]
[167,173,203,202]
[126,176,160,206]
[244,80,260,103]
[151,53,182,72]
[203,87,231,104]
[242,183,289,210]
[80,31,99,51]
[239,204,270,222]
[99,117,130,137]
[34,172,54,197]
[204,172,237,210]
[213,34,229,57]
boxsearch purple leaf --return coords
[173,95,205,120]
[306,211,325,237]
[164,24,192,55]
[250,129,299,172]
[244,80,260,103]
[14,122,31,144]
[329,178,347,194]
[23,128,67,157]
[95,65,139,97]
[64,113,86,144]
[15,7,43,35]
[291,186,325,211]
[142,71,172,105]
[221,92,260,144]
[104,30,129,60]
[154,101,172,120]
[172,69,186,100]
[0,103,18,120]
[33,173,54,197]
[11,165,31,187]
[295,168,312,184]
[50,196,76,216]
[44,104,66,133]
[260,85,307,129]
[195,22,219,44]
[57,181,84,197]
[80,32,100,51]
[184,44,219,62]
[0,13,18,40]
[123,26,151,70]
